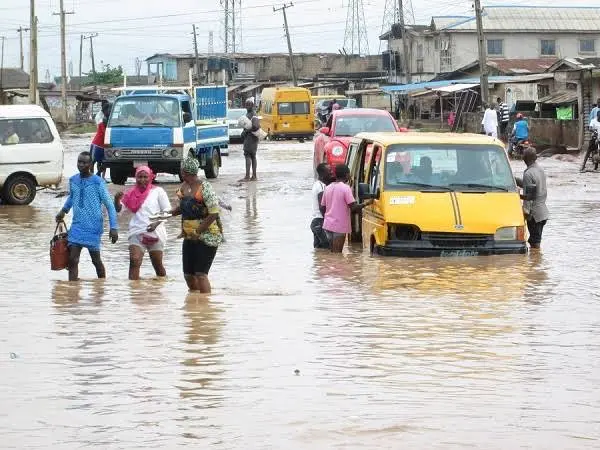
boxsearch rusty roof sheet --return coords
[538,90,578,104]
[488,58,559,74]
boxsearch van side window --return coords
[368,146,383,192]
[0,118,53,145]
[181,101,192,114]
[347,143,358,170]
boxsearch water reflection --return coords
[0,205,39,226]
[178,294,225,404]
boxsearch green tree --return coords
[84,64,124,86]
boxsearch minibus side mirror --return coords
[183,112,192,124]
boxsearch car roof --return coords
[352,131,505,147]
[333,108,392,117]
[0,104,51,119]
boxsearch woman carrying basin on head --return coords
[170,157,223,293]
[114,166,171,280]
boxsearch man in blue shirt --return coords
[508,113,529,156]
[590,99,600,123]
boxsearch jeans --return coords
[310,218,329,249]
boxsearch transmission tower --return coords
[343,0,370,56]
[220,0,242,53]
[379,0,415,52]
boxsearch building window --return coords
[541,39,556,56]
[580,39,595,54]
[440,50,452,72]
[417,59,424,73]
[487,39,503,56]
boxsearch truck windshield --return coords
[108,96,181,127]
[384,144,516,192]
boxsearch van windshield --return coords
[384,144,516,192]
[108,96,181,127]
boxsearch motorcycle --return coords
[315,107,330,130]
[581,130,600,172]
[508,136,532,159]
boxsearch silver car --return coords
[227,108,247,142]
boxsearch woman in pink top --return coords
[321,164,372,253]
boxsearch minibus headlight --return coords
[105,149,113,157]
[494,226,521,241]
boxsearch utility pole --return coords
[29,0,38,104]
[17,27,30,71]
[192,25,200,81]
[53,0,74,123]
[0,36,5,97]
[79,34,83,77]
[274,3,297,86]
[84,33,98,75]
[474,0,489,105]
[398,0,411,84]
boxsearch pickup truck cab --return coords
[104,85,228,184]
[0,105,64,205]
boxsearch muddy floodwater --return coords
[1,136,599,449]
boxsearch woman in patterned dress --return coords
[169,157,223,293]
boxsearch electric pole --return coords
[29,0,38,104]
[474,0,489,105]
[274,3,297,86]
[192,25,200,81]
[0,36,5,96]
[17,27,30,71]
[53,0,74,123]
[83,33,98,75]
[79,34,83,77]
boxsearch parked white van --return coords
[0,105,64,205]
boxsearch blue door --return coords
[194,86,227,120]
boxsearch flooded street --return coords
[1,136,599,449]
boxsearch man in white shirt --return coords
[481,103,499,138]
[310,163,332,249]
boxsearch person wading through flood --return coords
[113,166,171,280]
[517,147,549,249]
[170,157,222,293]
[239,98,260,182]
[90,102,111,181]
[310,163,332,249]
[55,151,119,281]
[321,164,372,253]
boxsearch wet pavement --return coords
[1,136,599,449]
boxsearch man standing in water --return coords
[56,151,119,281]
[321,164,372,253]
[518,147,548,249]
[240,98,260,182]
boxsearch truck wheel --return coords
[2,174,37,205]
[111,168,129,185]
[204,149,220,179]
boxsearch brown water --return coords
[1,137,599,449]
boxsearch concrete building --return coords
[145,52,383,85]
[381,6,600,83]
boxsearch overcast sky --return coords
[0,0,597,79]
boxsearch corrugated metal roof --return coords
[0,68,30,89]
[382,74,553,94]
[538,90,578,104]
[436,6,600,32]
